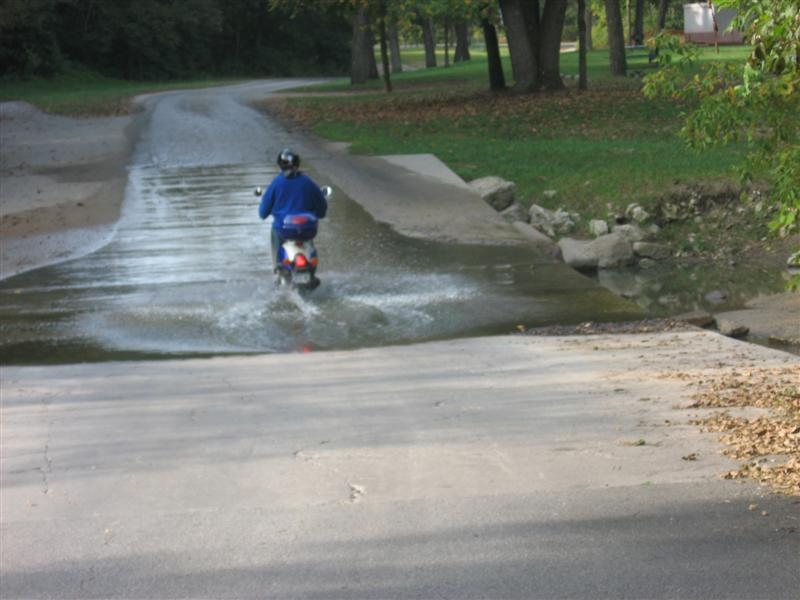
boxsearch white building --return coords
[683,3,743,44]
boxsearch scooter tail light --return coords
[294,254,308,269]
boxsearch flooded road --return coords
[0,84,640,364]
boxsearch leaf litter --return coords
[682,365,799,496]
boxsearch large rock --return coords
[594,234,636,268]
[558,233,634,270]
[589,219,609,237]
[512,222,562,260]
[529,204,577,237]
[625,203,650,223]
[612,223,647,243]
[469,176,516,211]
[558,239,597,269]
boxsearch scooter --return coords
[255,185,332,292]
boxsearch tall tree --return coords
[633,0,645,45]
[443,17,451,67]
[421,15,437,67]
[539,0,569,89]
[499,0,569,92]
[604,0,627,75]
[499,0,539,92]
[454,22,471,62]
[656,0,671,31]
[585,4,593,49]
[388,22,403,73]
[377,0,392,91]
[481,12,506,91]
[350,7,373,84]
[578,0,588,89]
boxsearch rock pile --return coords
[468,176,672,271]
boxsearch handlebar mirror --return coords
[254,187,263,197]
[320,185,333,199]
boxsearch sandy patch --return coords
[0,101,134,279]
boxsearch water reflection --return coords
[595,262,787,316]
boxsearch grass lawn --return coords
[263,46,750,223]
[0,68,244,116]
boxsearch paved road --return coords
[3,331,798,598]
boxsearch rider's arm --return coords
[259,179,278,220]
[309,179,328,219]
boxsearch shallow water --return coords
[0,161,641,364]
[595,262,788,317]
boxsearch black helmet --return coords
[277,148,300,171]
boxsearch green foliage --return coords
[0,0,62,76]
[0,0,351,80]
[643,0,800,287]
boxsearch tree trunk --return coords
[481,18,506,91]
[378,5,392,92]
[350,8,372,84]
[578,0,588,90]
[499,0,540,92]
[454,22,471,62]
[634,0,645,45]
[586,6,594,50]
[538,0,567,90]
[657,0,669,31]
[604,0,627,76]
[422,17,437,68]
[444,18,450,67]
[388,23,403,73]
[368,30,379,79]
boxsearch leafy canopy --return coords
[643,0,799,284]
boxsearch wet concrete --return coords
[0,163,639,364]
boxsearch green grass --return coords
[0,67,245,116]
[265,46,751,220]
[312,121,741,218]
[296,45,751,93]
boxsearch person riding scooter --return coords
[258,148,328,284]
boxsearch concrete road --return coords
[2,331,798,599]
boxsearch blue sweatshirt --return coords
[258,172,328,229]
